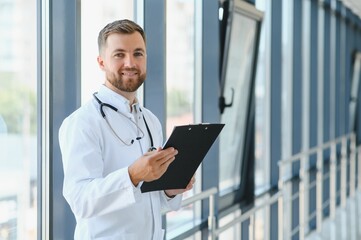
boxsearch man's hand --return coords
[164,175,196,198]
[128,147,178,186]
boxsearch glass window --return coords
[165,0,195,136]
[219,3,262,193]
[254,0,271,194]
[183,232,201,240]
[253,208,268,240]
[252,195,271,239]
[218,209,242,239]
[349,53,361,131]
[165,0,198,233]
[0,0,38,239]
[81,1,134,103]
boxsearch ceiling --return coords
[340,0,361,19]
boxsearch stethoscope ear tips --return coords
[130,137,142,144]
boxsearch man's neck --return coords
[104,81,137,108]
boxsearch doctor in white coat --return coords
[59,19,195,240]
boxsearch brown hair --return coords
[97,19,146,53]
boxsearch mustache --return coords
[121,67,139,72]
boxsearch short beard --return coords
[107,72,146,93]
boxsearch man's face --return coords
[98,32,147,93]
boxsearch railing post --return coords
[316,148,324,233]
[358,146,361,239]
[208,193,216,240]
[278,163,284,240]
[162,187,218,239]
[249,214,254,240]
[278,161,291,240]
[349,134,356,197]
[358,146,361,191]
[341,137,347,208]
[330,143,337,219]
[278,194,284,240]
[299,155,308,240]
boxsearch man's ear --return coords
[97,55,105,70]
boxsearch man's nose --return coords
[123,54,135,67]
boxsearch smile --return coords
[122,71,138,76]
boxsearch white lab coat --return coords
[59,85,182,240]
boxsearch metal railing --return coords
[278,132,358,240]
[212,191,281,240]
[165,132,360,240]
[162,187,218,238]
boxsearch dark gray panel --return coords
[270,0,282,188]
[270,0,282,239]
[323,8,331,142]
[292,0,302,175]
[143,0,166,129]
[310,0,318,149]
[335,11,341,137]
[201,0,220,224]
[49,0,80,238]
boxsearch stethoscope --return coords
[93,93,156,151]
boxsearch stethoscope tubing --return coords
[93,92,155,149]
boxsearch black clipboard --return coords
[140,123,225,193]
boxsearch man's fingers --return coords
[153,148,178,164]
[140,147,178,181]
[160,155,175,167]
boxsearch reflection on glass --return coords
[183,231,201,240]
[165,0,196,233]
[254,209,266,240]
[349,53,361,131]
[253,196,270,240]
[219,13,257,192]
[81,1,134,103]
[218,209,242,239]
[254,0,271,194]
[166,0,194,136]
[0,0,37,239]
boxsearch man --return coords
[59,19,194,240]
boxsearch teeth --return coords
[122,72,137,76]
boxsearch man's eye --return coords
[114,53,124,58]
[134,52,144,57]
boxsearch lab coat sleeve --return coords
[160,191,182,211]
[59,113,141,219]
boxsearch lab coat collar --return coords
[97,85,141,114]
